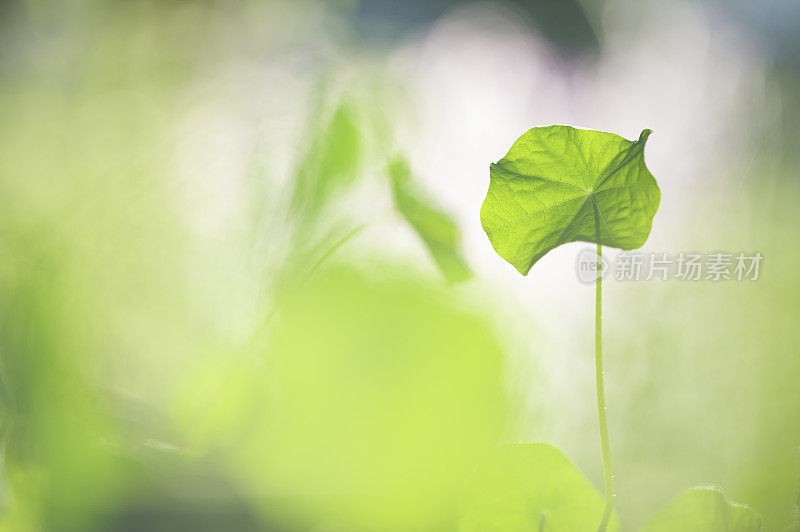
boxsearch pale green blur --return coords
[1,1,799,531]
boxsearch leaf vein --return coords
[487,193,588,234]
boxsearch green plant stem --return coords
[595,226,614,531]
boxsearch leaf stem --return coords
[594,207,614,531]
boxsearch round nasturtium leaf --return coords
[480,125,660,275]
[642,486,763,532]
[459,444,619,532]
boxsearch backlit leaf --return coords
[459,443,619,531]
[642,486,763,532]
[480,126,660,275]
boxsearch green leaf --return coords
[389,157,472,283]
[480,125,660,275]
[459,443,619,531]
[240,266,508,529]
[642,486,763,532]
[292,98,362,214]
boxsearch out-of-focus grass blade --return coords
[388,157,472,283]
[291,97,362,217]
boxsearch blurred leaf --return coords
[389,157,471,283]
[642,486,763,532]
[236,266,508,530]
[459,443,619,531]
[292,98,362,215]
[480,126,660,275]
[0,258,128,532]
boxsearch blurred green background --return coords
[0,0,799,530]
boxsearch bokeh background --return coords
[1,0,799,530]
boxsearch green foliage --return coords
[282,100,470,287]
[0,4,202,530]
[291,98,363,215]
[233,266,509,530]
[480,126,660,275]
[389,157,472,283]
[474,125,773,532]
[459,444,619,531]
[642,487,763,532]
[1,1,789,529]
